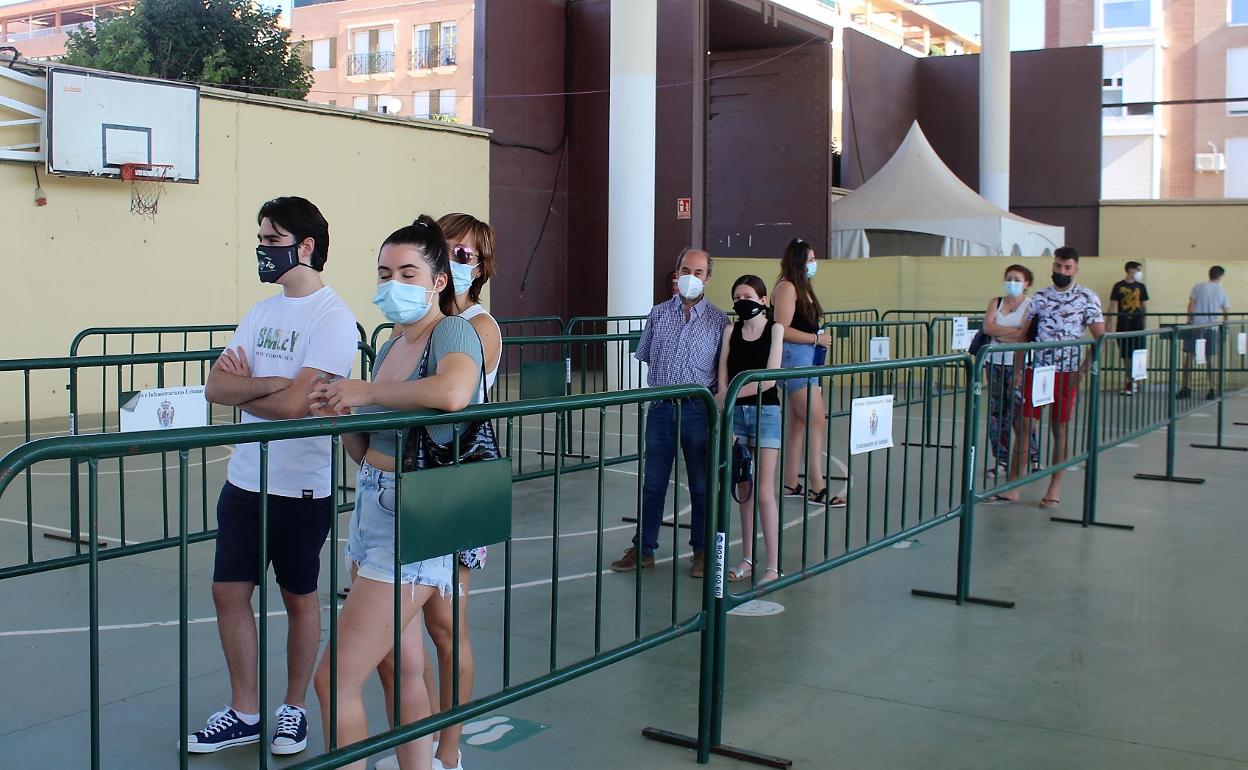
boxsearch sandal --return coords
[808,488,847,508]
[1039,497,1061,510]
[782,484,806,498]
[726,559,753,582]
[757,567,782,585]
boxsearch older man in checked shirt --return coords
[612,249,729,578]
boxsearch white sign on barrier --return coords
[950,317,972,351]
[1194,338,1207,366]
[1239,333,1247,356]
[869,336,891,362]
[1132,348,1149,381]
[1031,365,1057,407]
[120,386,208,432]
[850,394,894,455]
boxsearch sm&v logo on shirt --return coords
[256,327,302,354]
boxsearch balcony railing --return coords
[347,50,395,76]
[410,44,456,70]
[0,20,93,43]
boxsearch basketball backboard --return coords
[46,68,200,182]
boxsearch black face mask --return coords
[257,244,302,283]
[734,299,766,320]
[1051,272,1073,289]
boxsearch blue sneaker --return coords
[271,704,309,755]
[185,707,260,753]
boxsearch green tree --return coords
[63,0,313,100]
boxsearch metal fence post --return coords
[1136,327,1207,484]
[1191,323,1246,452]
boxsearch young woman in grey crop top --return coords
[307,216,483,770]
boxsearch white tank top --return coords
[460,304,501,392]
[989,296,1030,364]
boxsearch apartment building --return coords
[290,0,473,124]
[1047,0,1248,199]
[0,0,133,60]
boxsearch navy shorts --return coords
[213,482,333,595]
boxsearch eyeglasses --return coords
[451,245,478,265]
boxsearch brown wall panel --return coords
[479,0,571,319]
[653,0,697,296]
[841,29,919,188]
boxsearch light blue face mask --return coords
[806,261,818,279]
[449,260,478,296]
[373,280,436,324]
[1004,280,1025,298]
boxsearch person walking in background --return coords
[1108,261,1149,395]
[715,275,786,585]
[772,238,843,507]
[980,264,1039,481]
[1178,265,1230,401]
[611,249,728,578]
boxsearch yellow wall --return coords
[706,256,1248,318]
[1,78,489,422]
[1100,200,1248,261]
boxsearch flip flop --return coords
[982,495,1017,506]
[1039,497,1061,509]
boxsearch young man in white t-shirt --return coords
[188,197,358,756]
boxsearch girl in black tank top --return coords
[716,275,786,586]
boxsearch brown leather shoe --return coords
[610,546,655,572]
[689,550,705,578]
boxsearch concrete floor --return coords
[1,395,1246,769]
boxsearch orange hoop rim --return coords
[119,162,175,181]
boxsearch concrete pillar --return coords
[607,0,657,389]
[54,9,61,31]
[607,0,656,317]
[979,0,1009,210]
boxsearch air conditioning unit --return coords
[1195,153,1227,172]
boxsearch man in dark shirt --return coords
[1108,261,1149,395]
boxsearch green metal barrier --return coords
[0,385,719,769]
[565,314,649,337]
[822,308,880,324]
[881,308,984,323]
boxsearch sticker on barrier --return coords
[1031,365,1057,407]
[1195,338,1207,366]
[119,386,208,432]
[850,394,894,455]
[1132,348,1148,381]
[869,336,891,362]
[1239,333,1247,356]
[950,316,972,351]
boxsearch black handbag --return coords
[401,323,500,472]
[396,321,510,563]
[967,298,999,357]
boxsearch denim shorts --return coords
[346,460,453,597]
[732,405,782,449]
[780,342,820,392]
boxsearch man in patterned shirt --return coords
[611,249,729,578]
[996,247,1105,509]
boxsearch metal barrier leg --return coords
[1190,333,1246,452]
[1136,331,1207,484]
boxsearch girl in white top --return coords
[981,264,1039,479]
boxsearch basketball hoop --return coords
[120,163,174,220]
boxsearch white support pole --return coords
[607,0,657,319]
[979,0,1010,210]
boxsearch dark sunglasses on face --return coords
[452,245,478,265]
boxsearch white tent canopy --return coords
[830,122,1064,258]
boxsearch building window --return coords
[348,27,395,75]
[1227,138,1248,196]
[1232,0,1248,25]
[1101,0,1151,28]
[311,38,335,71]
[439,22,456,66]
[410,21,456,69]
[412,89,456,120]
[1230,49,1248,116]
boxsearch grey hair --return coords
[675,247,713,276]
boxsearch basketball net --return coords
[120,163,173,221]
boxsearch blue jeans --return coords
[635,399,709,556]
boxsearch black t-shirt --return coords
[1110,280,1149,316]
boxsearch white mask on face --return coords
[677,274,705,300]
[1132,271,1143,282]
